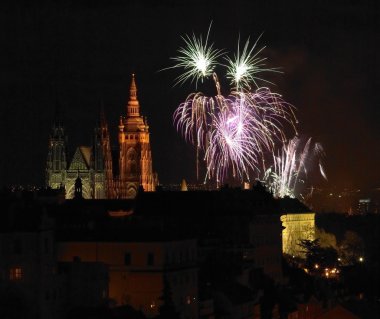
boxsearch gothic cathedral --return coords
[46,75,157,199]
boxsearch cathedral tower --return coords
[97,109,116,199]
[46,107,67,189]
[45,75,157,199]
[118,74,156,198]
[91,119,107,199]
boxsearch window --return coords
[147,253,154,266]
[10,267,23,280]
[124,253,131,265]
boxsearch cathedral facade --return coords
[46,75,157,199]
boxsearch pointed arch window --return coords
[126,148,138,176]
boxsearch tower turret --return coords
[93,120,105,172]
[118,74,157,198]
[127,74,140,117]
[46,101,68,189]
[99,109,116,199]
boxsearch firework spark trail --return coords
[204,98,261,183]
[263,137,327,198]
[176,87,297,183]
[225,36,281,90]
[173,76,298,184]
[165,23,224,87]
[168,26,322,186]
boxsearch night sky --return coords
[1,0,378,190]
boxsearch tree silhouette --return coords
[299,239,338,270]
[155,279,180,319]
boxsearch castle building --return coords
[117,74,156,198]
[58,238,198,318]
[46,74,157,199]
[280,213,316,258]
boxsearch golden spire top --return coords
[127,74,140,117]
[129,73,137,101]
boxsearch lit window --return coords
[10,267,23,280]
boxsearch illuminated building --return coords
[45,115,68,192]
[280,213,315,258]
[117,74,156,198]
[0,198,109,319]
[357,198,371,214]
[46,74,157,199]
[0,213,59,319]
[58,238,198,318]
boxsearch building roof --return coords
[135,185,279,217]
[79,146,92,167]
[69,147,91,170]
[47,186,284,242]
[1,186,308,243]
[316,305,360,319]
[0,196,53,232]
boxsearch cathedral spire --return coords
[98,99,104,121]
[130,73,137,100]
[53,96,63,128]
[52,83,65,129]
[127,74,140,117]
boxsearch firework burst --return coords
[174,77,297,184]
[225,36,280,90]
[167,25,324,189]
[166,24,224,87]
[263,137,327,198]
[204,96,261,183]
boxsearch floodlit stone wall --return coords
[281,213,315,257]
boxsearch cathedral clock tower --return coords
[118,74,156,198]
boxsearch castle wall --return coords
[281,213,316,258]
